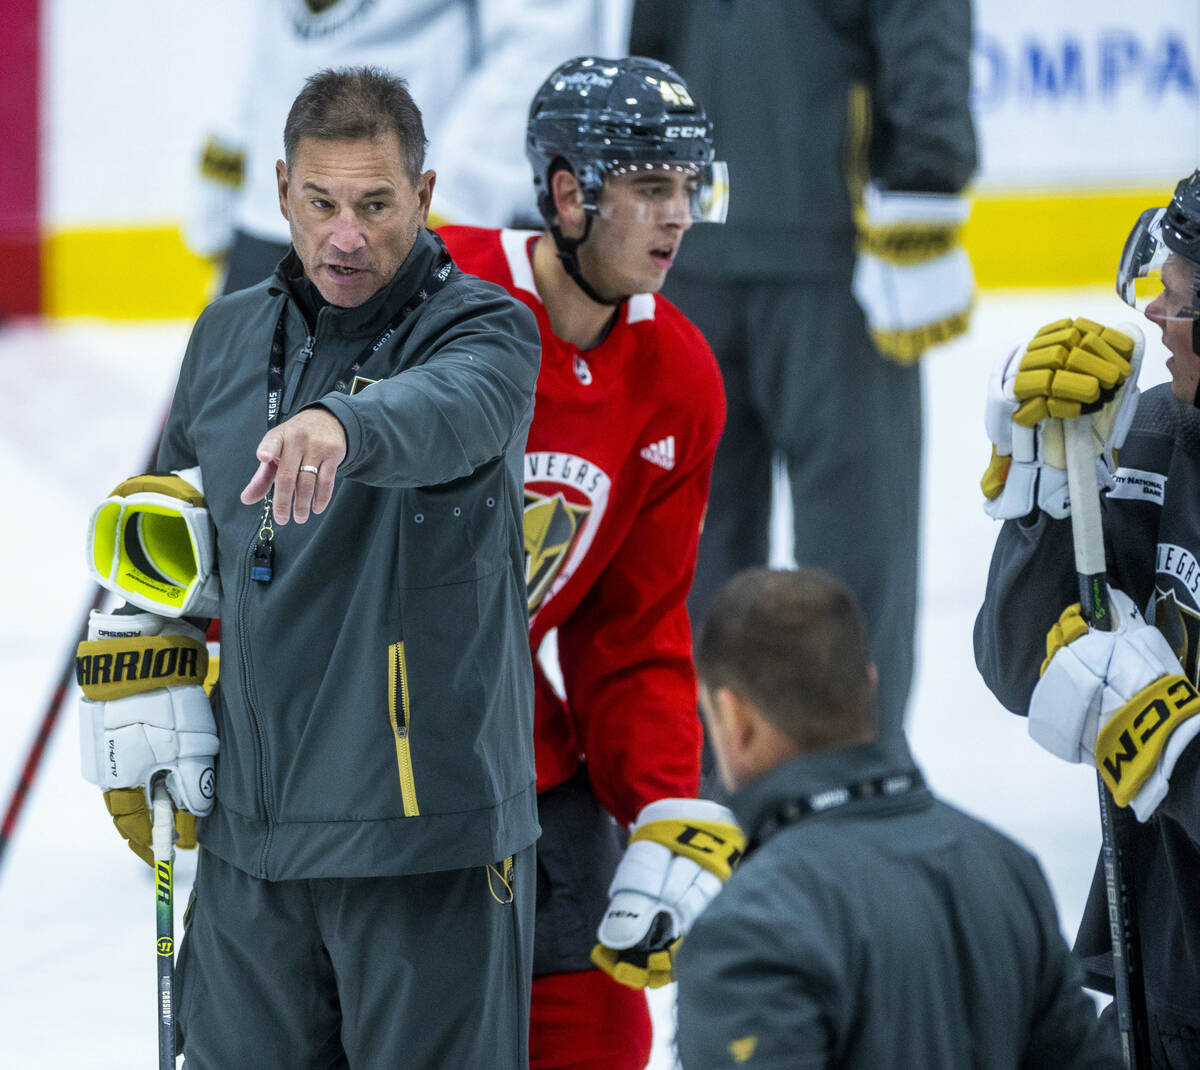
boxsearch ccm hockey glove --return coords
[591,798,745,989]
[87,466,220,619]
[77,608,218,865]
[1030,589,1200,820]
[851,182,974,364]
[981,318,1143,520]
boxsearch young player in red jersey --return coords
[440,56,744,1069]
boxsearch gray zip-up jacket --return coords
[675,742,1121,1069]
[158,228,541,880]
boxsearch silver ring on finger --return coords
[299,464,320,475]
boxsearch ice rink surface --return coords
[0,288,1168,1068]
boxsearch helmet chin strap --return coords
[1193,322,1200,409]
[549,213,628,307]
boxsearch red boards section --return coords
[0,0,40,318]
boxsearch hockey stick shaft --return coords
[0,582,108,875]
[1063,417,1151,1069]
[152,779,176,1069]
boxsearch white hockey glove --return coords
[1030,589,1200,821]
[183,132,245,260]
[591,798,745,989]
[981,318,1143,520]
[77,608,219,865]
[852,182,974,364]
[87,466,220,619]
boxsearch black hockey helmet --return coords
[525,55,727,304]
[1117,170,1200,362]
[526,55,726,223]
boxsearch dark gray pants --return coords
[221,231,288,295]
[177,844,535,1069]
[664,271,922,754]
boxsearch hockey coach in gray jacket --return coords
[676,567,1121,1070]
[123,68,539,1068]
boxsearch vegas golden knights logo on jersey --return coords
[523,451,612,614]
[524,491,591,611]
[1155,586,1200,684]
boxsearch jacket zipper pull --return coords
[251,497,275,582]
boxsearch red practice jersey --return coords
[439,226,725,826]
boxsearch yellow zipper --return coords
[388,641,419,816]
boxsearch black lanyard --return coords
[265,245,454,430]
[252,244,454,583]
[746,770,926,855]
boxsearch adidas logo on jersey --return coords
[640,436,676,471]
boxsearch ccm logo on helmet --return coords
[665,125,706,139]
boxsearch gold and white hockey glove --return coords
[183,131,245,260]
[852,183,974,364]
[591,798,745,989]
[1030,589,1200,820]
[87,466,220,619]
[981,318,1143,520]
[77,608,218,865]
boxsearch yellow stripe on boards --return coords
[963,187,1174,289]
[39,187,1177,319]
[43,225,218,319]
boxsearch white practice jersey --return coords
[216,0,630,243]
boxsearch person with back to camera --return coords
[675,566,1122,1069]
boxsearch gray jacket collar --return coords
[731,739,927,850]
[269,227,449,339]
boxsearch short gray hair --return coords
[283,66,428,183]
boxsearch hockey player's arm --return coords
[865,0,976,194]
[1030,589,1200,819]
[558,390,731,990]
[556,418,720,823]
[850,0,977,362]
[976,318,1143,712]
[320,289,541,488]
[974,510,1081,715]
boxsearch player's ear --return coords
[550,169,586,233]
[276,159,290,221]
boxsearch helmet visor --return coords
[591,160,729,225]
[1117,207,1171,308]
[1116,204,1200,325]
